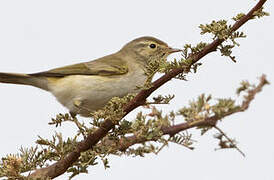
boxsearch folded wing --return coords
[30,55,128,77]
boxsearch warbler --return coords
[0,36,181,117]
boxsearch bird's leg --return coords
[73,99,82,107]
[70,99,83,118]
[69,111,77,118]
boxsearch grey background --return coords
[0,0,273,179]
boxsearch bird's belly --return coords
[48,72,147,116]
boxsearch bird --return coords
[0,36,181,117]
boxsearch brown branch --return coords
[29,1,268,179]
[114,74,268,151]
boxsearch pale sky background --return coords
[0,0,273,179]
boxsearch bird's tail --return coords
[0,72,49,90]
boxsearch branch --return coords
[29,1,268,179]
[108,75,268,151]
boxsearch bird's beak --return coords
[168,47,182,54]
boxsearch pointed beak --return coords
[168,47,182,54]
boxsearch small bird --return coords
[0,36,181,117]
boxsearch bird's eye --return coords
[149,43,156,49]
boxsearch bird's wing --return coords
[30,55,128,77]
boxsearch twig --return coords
[214,125,245,157]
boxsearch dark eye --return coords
[149,43,156,49]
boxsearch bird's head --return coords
[120,36,181,64]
